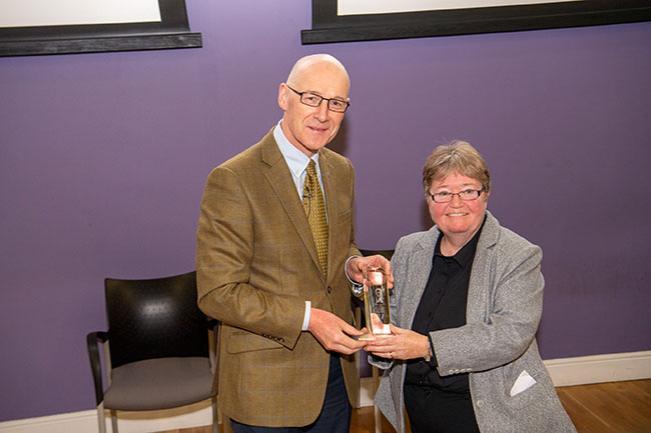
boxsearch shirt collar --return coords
[273,120,320,177]
[434,214,487,267]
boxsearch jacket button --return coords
[327,286,333,294]
[476,400,484,408]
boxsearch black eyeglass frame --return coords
[285,84,350,113]
[427,188,484,203]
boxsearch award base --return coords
[358,324,391,341]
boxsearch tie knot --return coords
[306,159,317,178]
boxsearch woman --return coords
[365,141,576,433]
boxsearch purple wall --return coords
[1,0,649,422]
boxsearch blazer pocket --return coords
[333,208,352,226]
[226,331,284,354]
[504,368,547,409]
[338,208,352,217]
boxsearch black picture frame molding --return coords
[302,0,651,44]
[0,0,201,57]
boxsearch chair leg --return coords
[96,403,107,433]
[212,396,220,433]
[109,409,119,433]
[374,405,382,433]
[372,366,382,433]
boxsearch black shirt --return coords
[404,220,484,393]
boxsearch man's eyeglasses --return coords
[286,84,350,113]
[428,189,484,203]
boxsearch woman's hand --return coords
[365,324,431,361]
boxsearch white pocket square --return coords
[510,370,537,397]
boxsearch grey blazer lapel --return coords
[259,133,321,276]
[400,212,500,327]
[466,211,500,323]
[400,228,439,328]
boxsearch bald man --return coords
[196,54,391,433]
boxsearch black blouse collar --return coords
[434,214,487,267]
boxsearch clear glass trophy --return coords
[358,266,391,340]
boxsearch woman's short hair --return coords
[422,140,491,194]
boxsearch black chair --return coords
[359,249,394,262]
[87,271,219,433]
[357,249,394,433]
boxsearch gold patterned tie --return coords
[303,160,328,277]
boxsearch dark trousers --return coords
[404,384,481,433]
[231,354,351,433]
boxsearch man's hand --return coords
[308,308,366,354]
[347,255,394,288]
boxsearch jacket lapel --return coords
[401,228,439,328]
[401,212,499,328]
[466,211,500,323]
[319,150,337,283]
[259,132,322,279]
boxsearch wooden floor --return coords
[166,379,651,433]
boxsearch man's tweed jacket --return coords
[196,129,360,427]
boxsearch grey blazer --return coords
[372,211,576,433]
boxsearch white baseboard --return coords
[544,350,651,387]
[0,399,213,433]
[358,376,377,408]
[358,350,651,405]
[2,350,649,433]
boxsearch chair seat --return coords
[104,357,215,411]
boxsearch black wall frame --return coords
[0,0,201,57]
[302,0,651,44]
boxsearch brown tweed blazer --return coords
[196,129,360,427]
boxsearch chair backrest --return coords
[105,271,209,369]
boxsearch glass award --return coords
[358,266,391,340]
